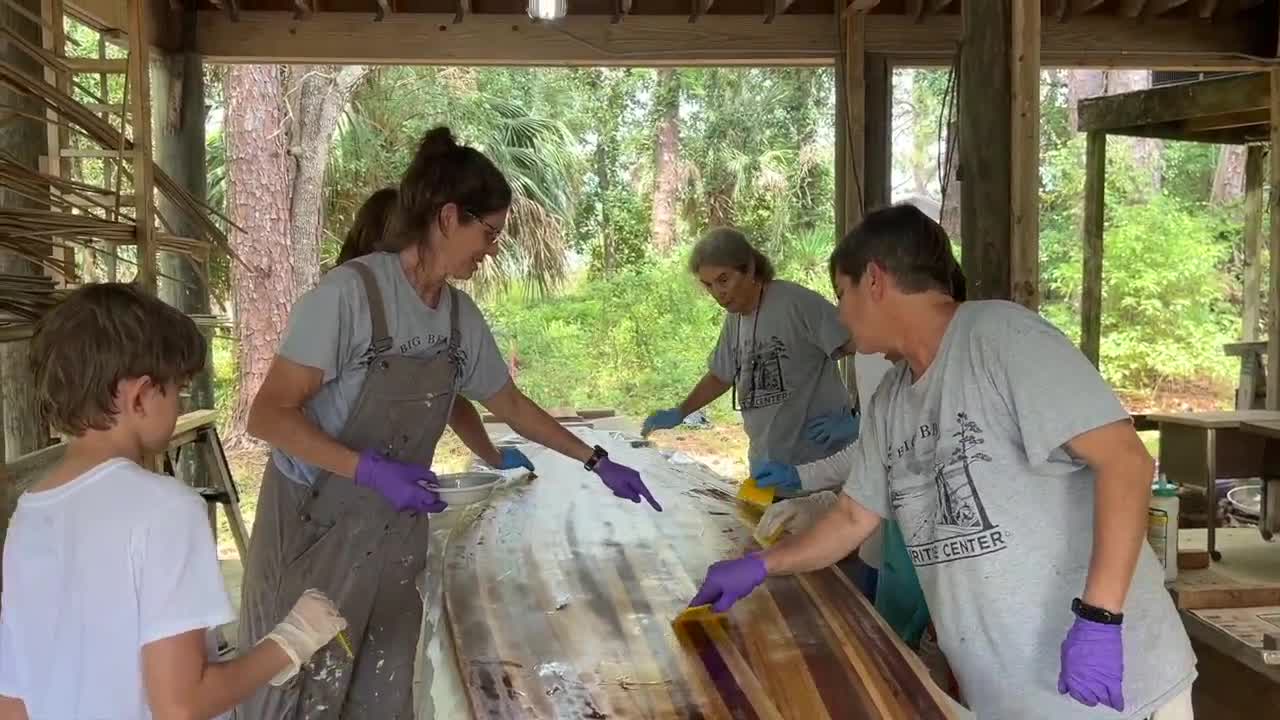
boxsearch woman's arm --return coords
[481,380,595,463]
[677,372,732,416]
[247,356,359,479]
[448,397,502,467]
[0,697,27,720]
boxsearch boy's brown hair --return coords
[30,282,206,436]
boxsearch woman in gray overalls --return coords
[234,127,661,719]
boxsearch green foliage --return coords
[483,259,734,419]
[1043,195,1236,393]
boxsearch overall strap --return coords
[349,260,394,357]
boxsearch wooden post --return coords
[128,0,156,293]
[1243,145,1264,343]
[1267,71,1280,410]
[155,5,215,488]
[41,0,71,285]
[837,4,865,235]
[1009,0,1040,309]
[959,0,1013,301]
[835,5,866,404]
[1081,131,1105,368]
[864,53,891,213]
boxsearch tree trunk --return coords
[651,69,680,254]
[225,65,295,443]
[595,127,613,271]
[155,7,214,487]
[1105,71,1162,192]
[285,65,368,292]
[1211,145,1247,206]
[1065,70,1106,130]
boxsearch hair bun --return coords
[416,127,458,159]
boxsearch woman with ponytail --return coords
[235,127,659,719]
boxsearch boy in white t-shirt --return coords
[0,283,348,720]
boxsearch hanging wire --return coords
[936,42,961,221]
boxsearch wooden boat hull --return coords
[444,430,960,720]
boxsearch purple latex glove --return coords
[1058,617,1125,711]
[354,450,448,514]
[594,457,662,512]
[689,554,767,613]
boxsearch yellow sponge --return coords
[737,476,775,509]
[672,603,727,627]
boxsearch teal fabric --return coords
[874,519,930,649]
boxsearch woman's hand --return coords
[594,458,662,512]
[354,451,448,513]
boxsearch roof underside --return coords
[1078,72,1271,144]
[67,0,1280,66]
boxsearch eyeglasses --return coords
[465,209,504,245]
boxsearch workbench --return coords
[1172,529,1280,718]
[422,429,963,720]
[1148,410,1280,559]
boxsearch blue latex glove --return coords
[752,460,801,492]
[494,447,535,472]
[1058,616,1125,711]
[689,554,768,613]
[354,450,448,514]
[805,410,860,449]
[642,408,684,437]
[595,457,663,512]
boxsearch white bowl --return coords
[433,471,501,507]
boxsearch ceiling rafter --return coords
[454,0,468,23]
[207,0,239,22]
[293,0,312,21]
[374,0,391,22]
[1057,0,1107,23]
[765,0,793,24]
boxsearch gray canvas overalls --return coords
[234,259,460,719]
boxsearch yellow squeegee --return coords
[672,603,728,627]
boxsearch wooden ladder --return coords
[159,409,250,560]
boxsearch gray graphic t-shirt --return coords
[709,280,853,473]
[272,252,510,486]
[845,301,1195,720]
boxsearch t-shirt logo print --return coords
[741,336,791,410]
[892,412,1008,568]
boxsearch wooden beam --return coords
[1242,144,1263,343]
[128,0,155,293]
[193,11,1271,68]
[1078,73,1269,133]
[454,0,467,23]
[293,0,312,22]
[1081,131,1105,368]
[612,0,630,24]
[1010,0,1040,309]
[63,57,127,73]
[374,0,390,22]
[959,0,1012,301]
[66,0,173,49]
[1268,70,1280,410]
[43,0,74,286]
[864,53,891,212]
[1058,0,1107,22]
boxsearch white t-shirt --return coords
[0,458,235,719]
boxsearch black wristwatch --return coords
[584,445,608,472]
[1072,598,1124,625]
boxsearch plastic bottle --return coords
[1148,474,1180,583]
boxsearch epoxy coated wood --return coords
[443,431,959,720]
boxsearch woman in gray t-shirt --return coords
[642,227,858,497]
[234,127,660,719]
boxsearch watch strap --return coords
[1072,597,1123,625]
[585,445,608,472]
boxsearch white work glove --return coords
[753,490,839,546]
[263,588,348,686]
